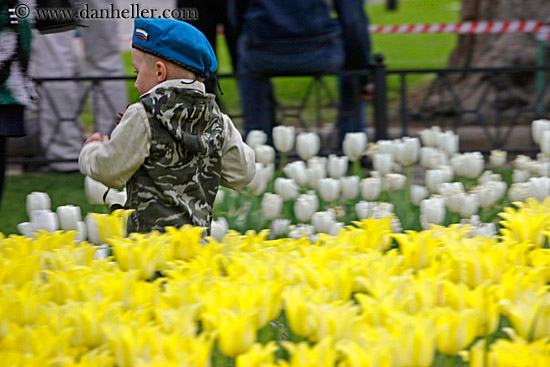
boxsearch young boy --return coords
[79,18,255,233]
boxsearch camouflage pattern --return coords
[125,83,225,233]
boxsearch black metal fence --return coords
[7,57,550,166]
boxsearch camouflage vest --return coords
[125,83,225,233]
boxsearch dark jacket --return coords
[229,0,371,72]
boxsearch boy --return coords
[79,18,255,233]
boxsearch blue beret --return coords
[132,18,217,78]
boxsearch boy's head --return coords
[131,18,217,95]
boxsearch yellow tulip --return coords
[109,235,167,280]
[466,284,500,335]
[499,200,550,248]
[284,337,338,367]
[488,328,550,367]
[236,341,278,367]
[215,308,258,357]
[92,209,134,243]
[309,301,362,342]
[436,308,479,355]
[388,314,439,367]
[346,217,393,252]
[336,338,392,367]
[500,290,550,341]
[393,230,443,270]
[166,225,204,260]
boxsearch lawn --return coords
[1,0,462,236]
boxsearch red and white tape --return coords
[369,21,550,41]
[112,20,550,45]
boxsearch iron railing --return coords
[8,57,550,166]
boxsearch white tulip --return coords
[372,202,394,219]
[214,189,225,206]
[490,150,507,168]
[272,126,295,153]
[306,165,326,190]
[541,130,550,156]
[532,119,550,145]
[317,178,340,202]
[261,193,283,220]
[386,173,407,191]
[340,176,360,200]
[17,222,37,238]
[420,147,448,169]
[105,189,127,208]
[274,177,300,200]
[439,165,455,182]
[270,219,291,238]
[425,169,447,193]
[283,161,309,187]
[288,224,315,240]
[93,244,110,260]
[327,155,349,179]
[459,194,480,218]
[360,177,381,201]
[355,201,374,219]
[74,221,87,242]
[377,140,397,159]
[438,182,464,196]
[311,209,336,234]
[294,194,317,222]
[395,137,420,166]
[56,205,82,231]
[263,163,275,182]
[246,130,267,148]
[445,192,466,214]
[418,126,442,147]
[477,170,502,185]
[536,161,550,177]
[420,196,446,229]
[247,163,269,195]
[472,181,507,209]
[84,176,109,205]
[85,214,102,245]
[30,209,59,233]
[296,132,320,161]
[410,185,428,206]
[450,152,484,179]
[254,144,275,165]
[513,155,531,170]
[508,183,530,202]
[26,192,51,218]
[342,132,367,161]
[437,131,459,157]
[307,156,327,169]
[372,153,393,176]
[305,191,320,213]
[527,177,550,202]
[329,222,345,236]
[512,169,530,183]
[210,217,228,241]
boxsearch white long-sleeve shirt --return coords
[79,80,255,191]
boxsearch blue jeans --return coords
[237,34,365,144]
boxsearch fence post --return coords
[373,53,389,141]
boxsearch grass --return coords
[0,173,106,235]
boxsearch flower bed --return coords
[1,200,550,366]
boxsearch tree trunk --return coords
[418,0,550,149]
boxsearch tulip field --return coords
[2,121,550,366]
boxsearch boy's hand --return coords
[84,132,109,146]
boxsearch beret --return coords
[132,17,217,78]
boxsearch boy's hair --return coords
[141,51,204,82]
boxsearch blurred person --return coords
[230,0,372,144]
[29,0,128,172]
[0,0,33,204]
[79,18,255,233]
[177,0,239,94]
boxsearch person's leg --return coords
[236,36,276,142]
[80,0,128,137]
[29,30,82,172]
[338,75,366,144]
[0,136,6,205]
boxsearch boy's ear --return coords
[155,61,168,83]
